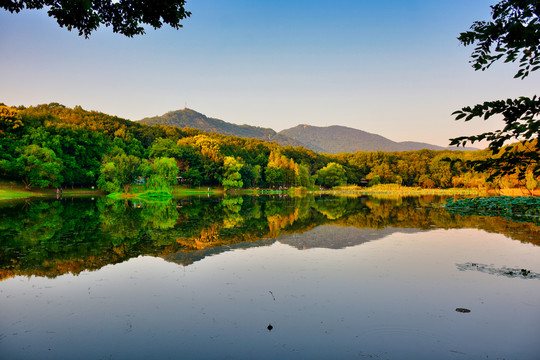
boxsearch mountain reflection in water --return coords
[0,195,539,279]
[1,195,540,360]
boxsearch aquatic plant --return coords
[445,196,540,224]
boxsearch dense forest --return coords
[0,103,538,192]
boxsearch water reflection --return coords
[1,196,540,359]
[0,195,539,279]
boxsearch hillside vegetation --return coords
[0,103,537,193]
[139,108,304,148]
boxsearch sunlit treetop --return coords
[1,0,191,37]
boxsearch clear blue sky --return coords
[0,0,537,147]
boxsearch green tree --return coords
[264,166,283,187]
[450,0,540,181]
[37,125,110,187]
[221,156,243,190]
[239,163,258,188]
[97,153,140,193]
[264,150,303,188]
[151,157,179,187]
[368,175,381,187]
[149,138,183,159]
[97,162,121,193]
[316,162,347,188]
[15,144,63,189]
[297,164,311,187]
[182,167,203,186]
[1,0,191,37]
[143,157,179,194]
[429,154,461,188]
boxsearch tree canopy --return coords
[316,162,347,188]
[450,0,540,181]
[1,0,191,37]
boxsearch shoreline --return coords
[2,182,537,202]
[4,181,540,202]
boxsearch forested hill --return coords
[278,124,470,154]
[2,102,511,192]
[139,109,473,154]
[138,108,306,148]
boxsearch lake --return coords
[1,195,539,359]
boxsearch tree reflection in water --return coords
[0,194,539,279]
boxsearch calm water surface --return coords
[0,195,539,359]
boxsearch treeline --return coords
[0,103,538,191]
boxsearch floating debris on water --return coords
[456,262,539,279]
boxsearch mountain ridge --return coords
[138,109,475,153]
[138,108,305,148]
[278,124,473,153]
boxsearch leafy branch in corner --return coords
[1,0,191,37]
[451,0,540,183]
[450,96,540,179]
[458,0,540,80]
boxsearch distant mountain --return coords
[138,108,304,148]
[138,109,475,153]
[278,124,475,153]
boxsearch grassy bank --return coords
[108,185,225,199]
[0,181,102,201]
[0,188,45,201]
[0,181,45,201]
[488,188,540,196]
[331,184,487,196]
[1,181,537,202]
[172,185,224,196]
